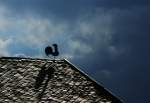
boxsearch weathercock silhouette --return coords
[45,44,59,59]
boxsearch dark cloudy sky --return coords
[0,0,150,102]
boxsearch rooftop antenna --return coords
[45,44,59,60]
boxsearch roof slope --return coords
[0,57,122,103]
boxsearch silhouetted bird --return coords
[45,44,59,59]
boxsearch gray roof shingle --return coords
[0,57,122,103]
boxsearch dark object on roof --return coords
[0,57,123,103]
[45,44,59,58]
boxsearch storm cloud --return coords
[0,0,149,103]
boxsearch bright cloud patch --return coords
[0,38,12,56]
[0,6,115,60]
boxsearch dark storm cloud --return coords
[2,0,150,10]
[0,0,150,103]
[0,0,98,20]
[73,5,150,103]
[2,0,149,22]
[96,0,150,8]
[70,4,150,103]
[109,6,150,103]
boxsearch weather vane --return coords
[45,44,59,60]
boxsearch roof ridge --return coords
[0,56,62,61]
[64,59,123,103]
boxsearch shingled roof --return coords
[0,57,122,103]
